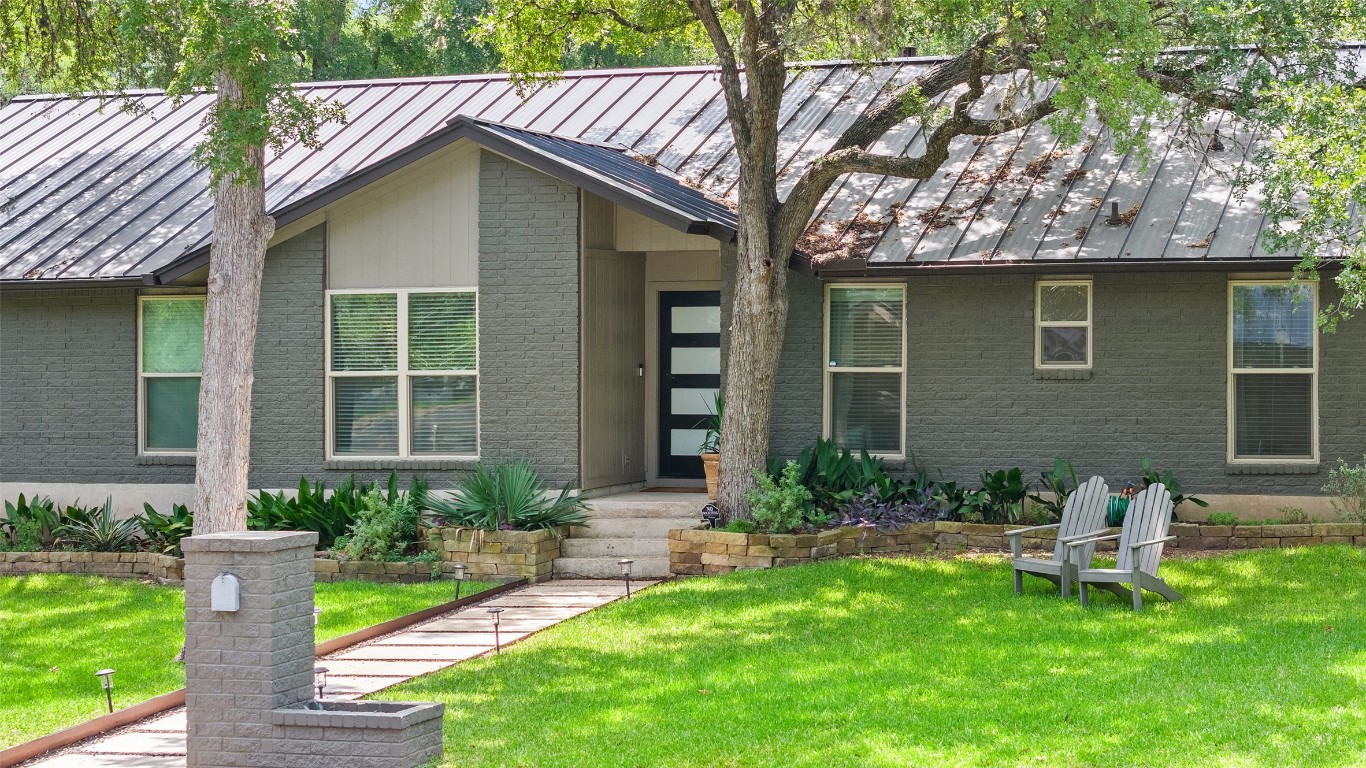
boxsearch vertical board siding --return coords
[580,248,646,489]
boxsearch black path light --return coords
[452,563,468,600]
[619,558,634,597]
[488,607,505,654]
[95,668,115,713]
[314,665,329,700]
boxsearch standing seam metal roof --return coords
[2,48,1362,284]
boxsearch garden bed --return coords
[669,521,1366,575]
[422,526,565,583]
[0,551,454,585]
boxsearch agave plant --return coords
[429,459,588,533]
[56,498,142,552]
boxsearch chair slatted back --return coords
[1115,483,1175,575]
[1052,477,1109,567]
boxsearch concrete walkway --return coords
[26,580,651,768]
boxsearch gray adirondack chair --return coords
[1006,476,1109,597]
[1064,483,1183,610]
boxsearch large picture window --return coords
[1035,280,1091,368]
[139,295,205,454]
[1228,281,1317,462]
[327,289,478,458]
[823,284,905,457]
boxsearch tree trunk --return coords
[191,70,275,535]
[717,205,788,520]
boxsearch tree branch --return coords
[687,0,750,148]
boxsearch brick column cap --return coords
[182,531,318,553]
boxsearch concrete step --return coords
[584,493,709,519]
[554,556,671,579]
[560,537,670,558]
[572,517,699,539]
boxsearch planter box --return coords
[422,526,564,583]
[667,520,1366,575]
[269,700,443,768]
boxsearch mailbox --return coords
[210,573,241,612]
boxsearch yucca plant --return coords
[429,459,588,534]
[56,498,142,552]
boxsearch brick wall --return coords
[476,151,581,485]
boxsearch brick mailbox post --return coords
[182,531,443,768]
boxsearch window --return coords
[327,289,478,458]
[823,284,905,457]
[139,295,205,454]
[1228,281,1317,462]
[1035,280,1091,368]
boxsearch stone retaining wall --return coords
[422,526,563,583]
[670,521,1366,575]
[0,551,185,581]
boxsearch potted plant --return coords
[698,394,723,500]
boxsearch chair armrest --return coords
[1059,528,1113,544]
[1005,523,1060,539]
[1128,535,1176,551]
[1062,533,1121,549]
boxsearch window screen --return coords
[1230,283,1315,460]
[825,285,904,456]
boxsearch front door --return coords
[658,291,721,478]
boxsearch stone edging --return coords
[0,551,185,581]
[421,526,564,583]
[669,521,1366,575]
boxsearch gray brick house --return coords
[2,56,1362,519]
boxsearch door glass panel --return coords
[671,347,720,375]
[670,428,708,457]
[671,305,720,334]
[670,388,720,415]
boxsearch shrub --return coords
[2,494,56,551]
[1206,511,1238,526]
[1323,456,1366,522]
[1028,459,1078,521]
[429,459,588,533]
[1140,457,1208,510]
[248,472,427,549]
[333,488,421,562]
[55,498,142,552]
[837,484,940,532]
[746,461,814,534]
[977,467,1029,524]
[141,503,194,556]
[720,518,757,534]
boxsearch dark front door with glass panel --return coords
[658,291,721,478]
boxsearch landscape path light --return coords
[452,563,468,600]
[488,608,505,653]
[95,668,115,713]
[313,607,322,627]
[619,558,634,597]
[314,665,329,700]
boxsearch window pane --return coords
[410,376,477,455]
[829,287,903,368]
[1039,284,1088,322]
[1232,284,1314,369]
[1040,327,1088,365]
[142,298,204,373]
[145,377,199,450]
[1234,374,1313,458]
[829,372,901,454]
[409,293,476,371]
[331,294,397,371]
[333,377,398,455]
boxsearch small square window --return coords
[1036,280,1092,368]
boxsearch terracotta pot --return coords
[700,453,720,500]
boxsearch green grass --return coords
[0,574,496,749]
[378,547,1366,768]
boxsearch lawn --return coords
[379,546,1366,768]
[0,574,496,749]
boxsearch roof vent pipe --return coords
[1209,131,1225,152]
[1106,200,1122,226]
[900,46,918,58]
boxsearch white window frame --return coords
[325,287,480,460]
[1035,279,1093,369]
[137,293,205,457]
[1226,279,1319,464]
[821,282,907,459]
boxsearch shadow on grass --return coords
[379,546,1366,768]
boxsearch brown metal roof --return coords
[2,49,1361,284]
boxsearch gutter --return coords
[811,256,1319,279]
